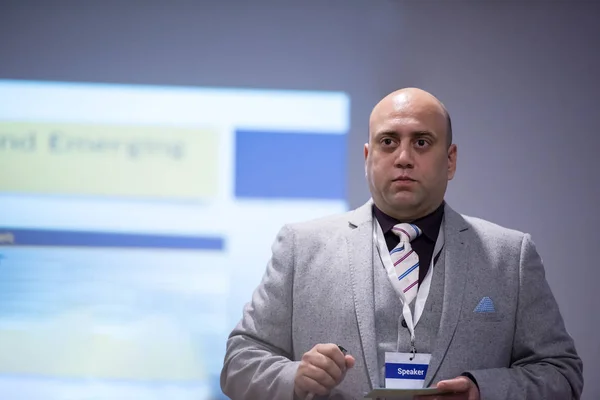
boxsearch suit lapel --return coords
[425,204,471,386]
[346,201,379,389]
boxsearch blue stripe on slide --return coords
[235,130,346,200]
[0,227,224,250]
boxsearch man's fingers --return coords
[316,343,347,371]
[414,393,468,400]
[298,375,329,397]
[345,354,356,369]
[294,343,355,399]
[413,377,475,400]
[304,363,337,389]
[436,377,471,393]
[303,351,343,383]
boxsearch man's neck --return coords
[376,202,444,223]
[373,201,445,240]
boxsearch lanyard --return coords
[372,214,445,357]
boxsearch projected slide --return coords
[0,80,349,399]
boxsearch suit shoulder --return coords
[283,210,352,236]
[461,213,528,244]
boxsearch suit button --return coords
[401,319,408,328]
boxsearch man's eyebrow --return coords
[412,130,435,137]
[374,130,436,138]
[374,130,400,138]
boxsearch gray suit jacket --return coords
[220,201,583,399]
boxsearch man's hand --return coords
[414,376,480,400]
[294,343,356,399]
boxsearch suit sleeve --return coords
[466,234,584,399]
[220,225,299,400]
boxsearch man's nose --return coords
[394,146,414,168]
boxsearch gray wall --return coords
[381,4,600,399]
[1,0,597,398]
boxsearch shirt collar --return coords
[373,201,445,242]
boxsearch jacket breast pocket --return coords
[463,294,506,323]
[465,310,505,323]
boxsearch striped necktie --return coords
[390,223,422,305]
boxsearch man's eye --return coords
[382,138,394,146]
[416,139,427,147]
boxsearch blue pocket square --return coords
[474,296,496,313]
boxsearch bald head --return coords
[364,87,458,220]
[370,88,453,147]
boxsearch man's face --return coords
[364,92,457,221]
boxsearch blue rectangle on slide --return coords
[235,130,346,199]
[0,228,224,250]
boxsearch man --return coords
[220,88,583,399]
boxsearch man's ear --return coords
[364,143,369,161]
[447,144,457,180]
